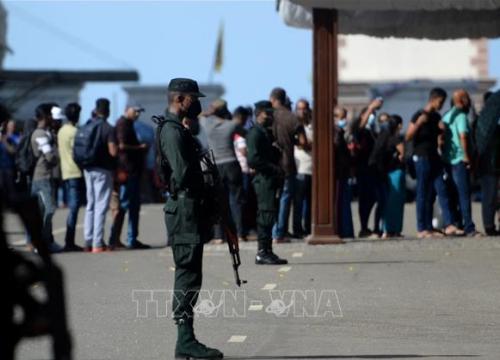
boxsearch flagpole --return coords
[209,21,223,84]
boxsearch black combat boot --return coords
[175,318,223,359]
[255,249,288,265]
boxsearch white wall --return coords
[340,35,483,82]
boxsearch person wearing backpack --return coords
[57,103,84,252]
[81,98,117,253]
[31,103,62,253]
[14,115,37,193]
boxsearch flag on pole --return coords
[214,22,224,73]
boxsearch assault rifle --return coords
[1,192,72,360]
[199,150,247,287]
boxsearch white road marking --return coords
[53,228,66,235]
[278,266,292,273]
[292,252,303,258]
[248,304,263,311]
[228,335,247,343]
[262,283,276,290]
[11,239,26,246]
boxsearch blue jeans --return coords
[273,175,295,239]
[383,169,405,234]
[31,179,56,244]
[84,168,112,248]
[337,178,354,238]
[120,174,141,246]
[373,176,388,233]
[480,174,498,231]
[293,174,311,236]
[64,178,83,246]
[414,156,453,232]
[450,162,475,233]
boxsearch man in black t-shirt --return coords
[406,88,462,238]
[108,104,149,250]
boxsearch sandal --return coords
[430,231,445,238]
[466,231,483,238]
[444,225,464,236]
[417,231,432,239]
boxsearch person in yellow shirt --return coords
[57,103,84,251]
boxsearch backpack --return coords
[73,119,103,169]
[153,115,174,191]
[15,129,37,176]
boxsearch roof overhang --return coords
[0,69,139,83]
[278,0,500,39]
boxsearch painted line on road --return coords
[292,252,303,258]
[11,239,27,246]
[53,227,66,235]
[262,283,276,290]
[228,335,247,343]
[278,266,291,273]
[248,302,263,311]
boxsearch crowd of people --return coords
[0,99,151,253]
[0,85,499,254]
[334,88,500,239]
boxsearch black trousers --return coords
[164,194,205,321]
[172,243,204,321]
[252,173,278,251]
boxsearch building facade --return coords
[337,35,494,123]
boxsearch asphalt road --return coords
[5,203,500,360]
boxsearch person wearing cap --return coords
[108,103,150,250]
[158,78,223,359]
[247,100,288,265]
[57,103,84,251]
[31,103,62,253]
[49,105,65,208]
[83,98,118,253]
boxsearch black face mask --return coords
[264,113,274,128]
[189,118,201,136]
[186,99,202,120]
